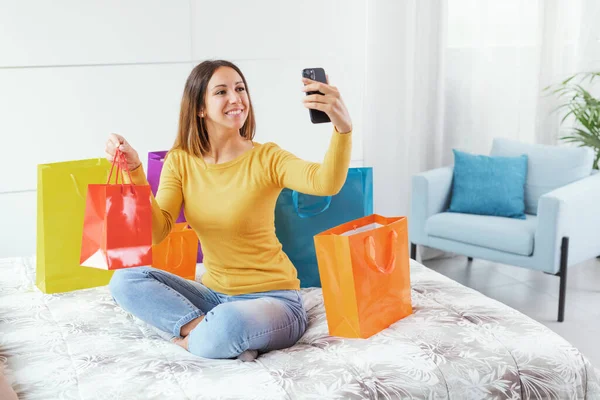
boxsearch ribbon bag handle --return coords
[107,149,134,185]
[70,158,110,199]
[165,235,186,271]
[107,149,135,195]
[363,230,398,274]
[292,191,332,219]
[70,174,85,200]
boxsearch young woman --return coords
[105,60,352,361]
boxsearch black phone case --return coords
[303,68,331,124]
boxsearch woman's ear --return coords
[198,110,204,118]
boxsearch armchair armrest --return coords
[409,166,453,245]
[536,172,600,272]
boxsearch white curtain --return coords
[363,0,599,218]
[363,0,447,218]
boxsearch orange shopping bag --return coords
[152,223,198,280]
[80,150,153,270]
[314,214,412,339]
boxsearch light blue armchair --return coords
[409,138,600,322]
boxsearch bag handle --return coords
[363,230,398,274]
[70,158,110,199]
[70,174,84,199]
[107,149,133,185]
[165,235,186,271]
[107,149,136,195]
[292,191,332,219]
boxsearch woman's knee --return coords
[108,267,151,304]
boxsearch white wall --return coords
[1,0,366,258]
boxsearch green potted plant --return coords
[547,71,600,169]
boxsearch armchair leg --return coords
[410,243,417,260]
[558,237,569,322]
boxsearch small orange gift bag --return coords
[80,150,153,270]
[314,214,412,339]
[152,223,198,280]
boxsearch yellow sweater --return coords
[130,129,352,295]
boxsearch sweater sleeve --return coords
[126,152,183,245]
[269,128,352,196]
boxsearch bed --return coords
[1,256,598,399]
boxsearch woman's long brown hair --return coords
[172,60,256,157]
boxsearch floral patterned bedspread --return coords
[1,257,598,399]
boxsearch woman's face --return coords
[202,66,249,133]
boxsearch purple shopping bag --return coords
[148,151,203,263]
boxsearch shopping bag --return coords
[80,150,153,270]
[275,167,373,288]
[151,223,198,280]
[147,151,186,222]
[314,214,412,339]
[36,158,114,294]
[148,150,203,263]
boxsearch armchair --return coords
[409,138,600,322]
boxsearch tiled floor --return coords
[422,254,600,368]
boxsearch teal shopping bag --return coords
[275,167,373,287]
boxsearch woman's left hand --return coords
[302,77,352,134]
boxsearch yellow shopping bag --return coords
[37,158,115,293]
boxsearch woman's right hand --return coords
[105,133,142,171]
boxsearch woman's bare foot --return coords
[172,335,190,351]
[180,315,205,337]
[171,315,206,351]
[237,350,258,362]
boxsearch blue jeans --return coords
[109,267,308,359]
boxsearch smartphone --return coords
[302,67,331,124]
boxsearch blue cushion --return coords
[426,212,537,256]
[449,149,528,219]
[490,138,594,215]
